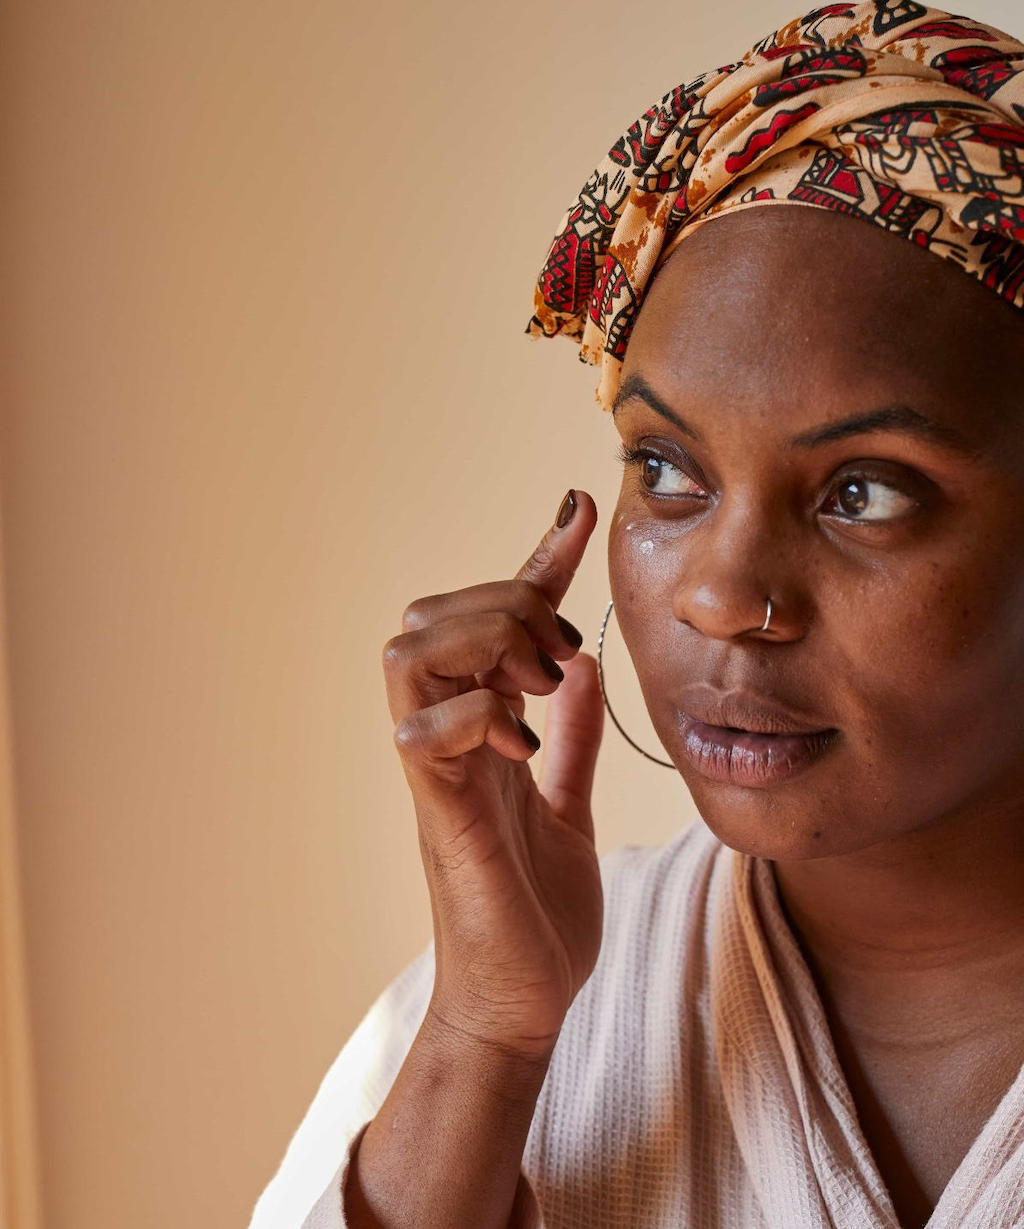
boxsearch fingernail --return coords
[536,647,565,682]
[555,489,577,529]
[555,614,583,649]
[516,717,541,752]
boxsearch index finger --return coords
[514,489,598,611]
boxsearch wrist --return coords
[350,1006,551,1229]
[419,998,559,1104]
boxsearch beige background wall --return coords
[0,2,1019,1226]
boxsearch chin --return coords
[685,778,880,863]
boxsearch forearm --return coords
[344,1006,552,1229]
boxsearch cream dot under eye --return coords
[640,540,654,555]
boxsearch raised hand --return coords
[382,489,605,1062]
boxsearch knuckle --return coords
[392,712,427,755]
[480,688,513,723]
[381,634,411,672]
[487,611,526,657]
[401,596,437,632]
[491,609,521,637]
[525,540,558,585]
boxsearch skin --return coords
[608,203,1024,1228]
[346,202,1024,1229]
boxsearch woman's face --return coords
[608,204,1024,862]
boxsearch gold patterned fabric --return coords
[526,3,1024,412]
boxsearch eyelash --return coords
[616,443,650,468]
[615,442,919,522]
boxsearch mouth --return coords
[674,690,840,788]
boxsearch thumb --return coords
[537,651,604,840]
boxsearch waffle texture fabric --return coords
[525,2,1024,412]
[248,820,1024,1228]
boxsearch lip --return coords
[674,688,839,788]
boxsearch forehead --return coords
[620,205,1022,440]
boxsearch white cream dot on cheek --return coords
[639,540,654,555]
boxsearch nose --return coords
[671,500,804,642]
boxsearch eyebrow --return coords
[611,374,702,439]
[612,374,981,460]
[791,405,981,458]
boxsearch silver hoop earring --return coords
[596,599,675,769]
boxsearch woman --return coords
[250,5,1024,1227]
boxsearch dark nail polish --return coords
[555,489,577,529]
[516,716,541,752]
[555,614,583,649]
[536,647,565,682]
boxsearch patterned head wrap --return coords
[526,2,1024,412]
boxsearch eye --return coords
[617,444,706,499]
[824,475,916,523]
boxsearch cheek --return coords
[607,508,689,691]
[608,507,682,595]
[608,508,675,628]
[829,544,1024,769]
